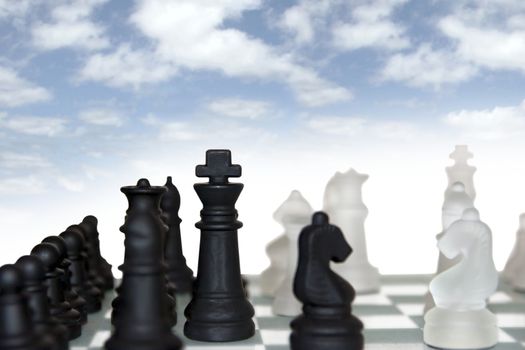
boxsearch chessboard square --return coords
[496,313,525,327]
[396,303,424,316]
[186,345,266,350]
[260,329,290,345]
[257,316,293,330]
[490,292,514,303]
[71,347,89,350]
[504,328,525,342]
[104,309,112,319]
[490,303,525,314]
[361,315,418,329]
[354,304,402,316]
[89,330,111,347]
[381,284,428,296]
[254,305,273,317]
[364,344,426,350]
[363,329,423,343]
[354,293,392,305]
[499,329,517,343]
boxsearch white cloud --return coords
[0,66,52,107]
[31,0,109,51]
[443,99,525,140]
[125,0,351,106]
[160,122,202,141]
[306,115,419,140]
[278,0,337,45]
[439,16,525,73]
[380,44,478,88]
[207,98,271,119]
[57,176,85,192]
[79,108,125,127]
[332,0,410,51]
[0,175,47,195]
[306,116,367,135]
[79,45,177,88]
[0,115,67,136]
[0,152,50,169]
[0,0,38,19]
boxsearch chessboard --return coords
[70,274,525,350]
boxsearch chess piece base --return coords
[332,262,380,294]
[184,318,255,342]
[290,312,364,350]
[104,333,182,350]
[424,307,498,349]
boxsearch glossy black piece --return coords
[184,150,255,342]
[42,235,88,324]
[161,176,194,293]
[78,216,114,291]
[59,230,103,313]
[31,243,82,340]
[16,255,70,350]
[104,178,182,350]
[0,264,49,350]
[290,212,364,350]
[67,224,106,294]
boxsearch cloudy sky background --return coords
[1,0,525,275]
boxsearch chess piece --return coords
[79,215,115,291]
[104,178,182,350]
[424,182,474,313]
[260,235,287,296]
[31,242,82,340]
[184,150,255,342]
[68,223,106,294]
[424,208,499,349]
[60,229,103,313]
[323,168,380,293]
[16,255,69,350]
[161,176,194,293]
[503,213,525,291]
[445,145,476,200]
[272,190,313,316]
[42,235,88,324]
[290,212,363,350]
[0,264,48,350]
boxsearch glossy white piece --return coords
[272,190,313,316]
[323,168,380,293]
[425,208,499,349]
[503,213,525,291]
[260,234,288,296]
[445,145,477,201]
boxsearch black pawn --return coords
[161,176,194,293]
[78,216,114,291]
[42,235,88,324]
[31,243,82,340]
[60,229,103,313]
[184,150,255,342]
[67,224,106,294]
[104,178,182,350]
[16,256,69,350]
[0,264,47,350]
[290,212,364,350]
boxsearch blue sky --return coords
[1,0,525,273]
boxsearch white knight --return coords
[424,208,499,349]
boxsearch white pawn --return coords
[502,213,525,291]
[260,233,288,295]
[424,208,499,349]
[323,168,380,293]
[445,145,477,201]
[272,190,313,316]
[424,182,474,313]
